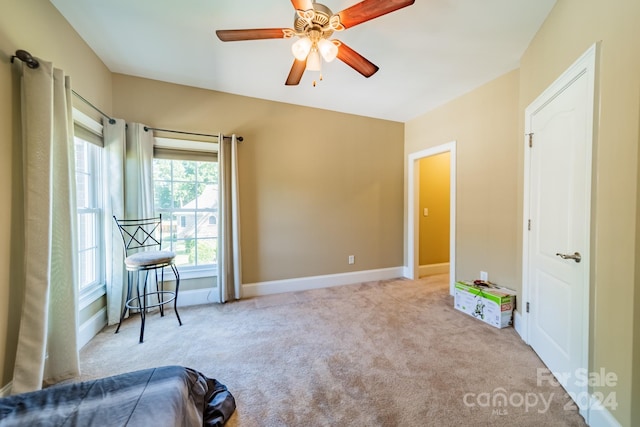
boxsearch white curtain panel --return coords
[217,134,242,303]
[124,123,156,311]
[104,119,127,325]
[12,61,80,393]
[125,123,155,219]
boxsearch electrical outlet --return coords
[480,271,488,281]
[348,255,355,265]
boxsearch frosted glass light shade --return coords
[306,50,321,71]
[291,37,312,61]
[318,38,338,62]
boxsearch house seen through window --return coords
[153,153,218,270]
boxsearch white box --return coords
[454,281,515,328]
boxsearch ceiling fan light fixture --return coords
[216,0,416,86]
[306,50,322,71]
[291,37,312,60]
[317,38,338,62]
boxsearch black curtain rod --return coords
[12,50,243,141]
[11,49,116,125]
[72,90,116,125]
[144,126,243,142]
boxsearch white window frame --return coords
[73,109,106,309]
[153,137,219,280]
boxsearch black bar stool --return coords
[113,214,182,342]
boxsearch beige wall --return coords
[519,0,640,425]
[418,153,450,266]
[112,75,405,284]
[3,1,638,423]
[406,69,520,288]
[406,0,640,424]
[0,0,113,389]
[635,159,640,426]
[0,1,404,390]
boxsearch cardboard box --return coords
[454,281,515,328]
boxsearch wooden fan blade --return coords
[337,0,415,29]
[290,0,314,12]
[216,28,287,42]
[285,59,307,85]
[335,41,379,77]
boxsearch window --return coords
[74,123,104,296]
[153,145,218,273]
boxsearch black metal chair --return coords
[113,214,182,342]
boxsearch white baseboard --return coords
[1,381,12,397]
[242,267,405,298]
[513,309,523,339]
[159,267,406,305]
[78,307,107,349]
[418,262,449,277]
[73,267,480,336]
[586,394,622,427]
[402,265,412,278]
[177,288,218,306]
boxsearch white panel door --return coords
[524,46,595,413]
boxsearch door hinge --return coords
[528,133,534,148]
[528,219,531,231]
[526,302,530,313]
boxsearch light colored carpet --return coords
[78,274,587,426]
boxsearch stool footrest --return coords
[125,290,177,310]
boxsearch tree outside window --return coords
[153,158,218,268]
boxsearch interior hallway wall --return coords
[405,70,520,289]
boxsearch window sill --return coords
[79,283,106,311]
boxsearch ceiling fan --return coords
[215,0,415,86]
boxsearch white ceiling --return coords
[50,0,556,122]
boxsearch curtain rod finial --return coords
[11,49,39,69]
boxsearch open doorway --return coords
[418,152,450,277]
[407,141,456,294]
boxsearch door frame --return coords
[406,141,456,294]
[521,44,597,420]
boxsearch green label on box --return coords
[455,282,513,306]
